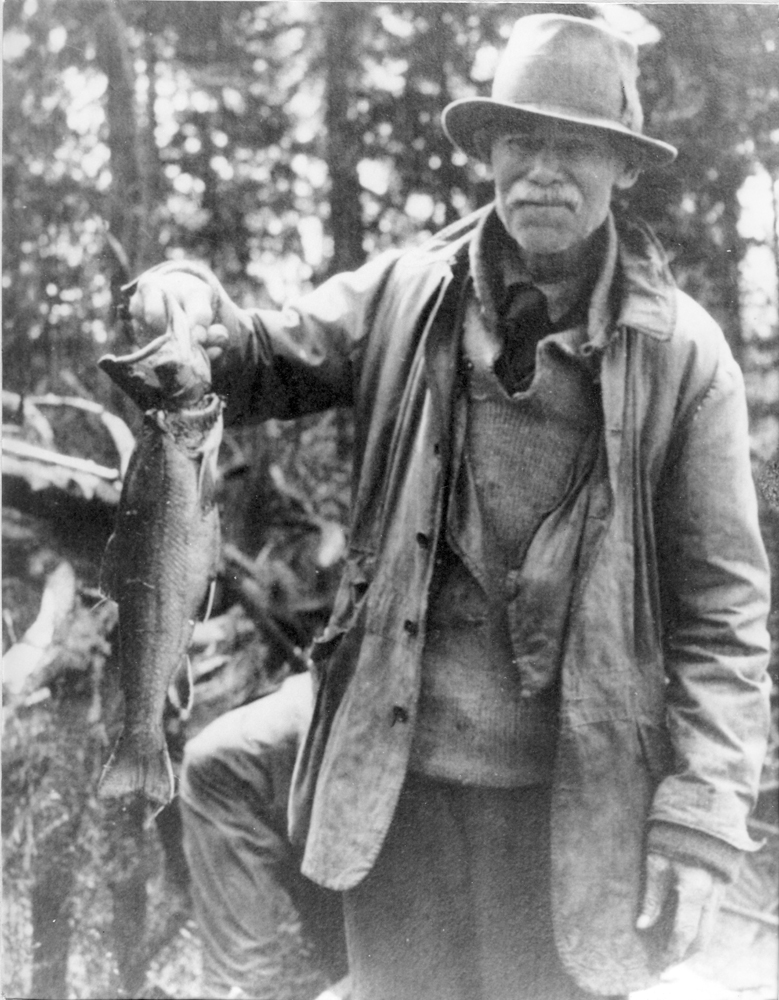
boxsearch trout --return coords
[98,277,223,806]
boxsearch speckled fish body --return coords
[97,278,223,805]
[98,393,223,805]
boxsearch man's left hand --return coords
[636,852,725,967]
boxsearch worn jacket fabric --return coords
[217,206,771,994]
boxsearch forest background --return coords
[2,3,779,999]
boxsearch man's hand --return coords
[122,260,251,364]
[636,852,725,968]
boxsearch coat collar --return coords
[612,211,677,341]
[410,203,677,345]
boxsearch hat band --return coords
[492,53,640,135]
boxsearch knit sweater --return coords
[409,300,602,785]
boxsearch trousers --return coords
[344,774,625,1000]
[179,673,347,999]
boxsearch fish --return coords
[97,278,223,806]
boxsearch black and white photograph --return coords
[3,3,778,999]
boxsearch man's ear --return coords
[474,127,494,165]
[614,161,640,190]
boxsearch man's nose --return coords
[524,142,563,180]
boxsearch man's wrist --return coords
[647,821,743,883]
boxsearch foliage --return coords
[4,3,777,374]
[631,5,779,350]
[3,3,779,997]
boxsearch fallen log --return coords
[3,437,120,482]
[3,560,78,699]
[3,389,136,475]
[720,902,779,928]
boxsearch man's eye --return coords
[559,138,601,157]
[504,135,536,151]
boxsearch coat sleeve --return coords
[650,330,772,854]
[212,250,402,426]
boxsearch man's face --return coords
[491,120,637,257]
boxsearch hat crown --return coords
[492,14,644,136]
[440,13,677,167]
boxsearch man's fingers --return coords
[636,852,673,930]
[696,876,724,952]
[156,272,216,328]
[144,259,220,283]
[202,323,230,348]
[118,264,242,366]
[665,866,720,965]
[194,323,229,362]
[125,270,216,341]
[126,279,169,341]
[637,854,723,967]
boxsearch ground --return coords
[3,812,776,1000]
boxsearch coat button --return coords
[416,532,430,549]
[403,619,419,636]
[392,705,409,726]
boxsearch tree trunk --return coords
[92,0,143,286]
[27,697,97,1000]
[136,12,162,274]
[30,837,77,999]
[323,7,366,275]
[105,799,149,998]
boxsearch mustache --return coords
[506,185,580,210]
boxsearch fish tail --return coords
[98,731,175,806]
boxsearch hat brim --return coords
[442,97,677,168]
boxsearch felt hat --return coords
[442,14,677,167]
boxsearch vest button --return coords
[392,705,409,725]
[403,619,419,636]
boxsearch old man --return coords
[128,14,771,1000]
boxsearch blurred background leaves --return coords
[2,3,778,997]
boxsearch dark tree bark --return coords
[27,698,98,1000]
[105,799,150,998]
[30,831,78,999]
[323,7,366,275]
[136,11,163,274]
[91,0,143,286]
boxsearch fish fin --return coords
[183,655,195,718]
[97,731,175,807]
[196,411,223,506]
[196,449,213,503]
[167,656,194,721]
[143,799,171,830]
[203,578,217,623]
